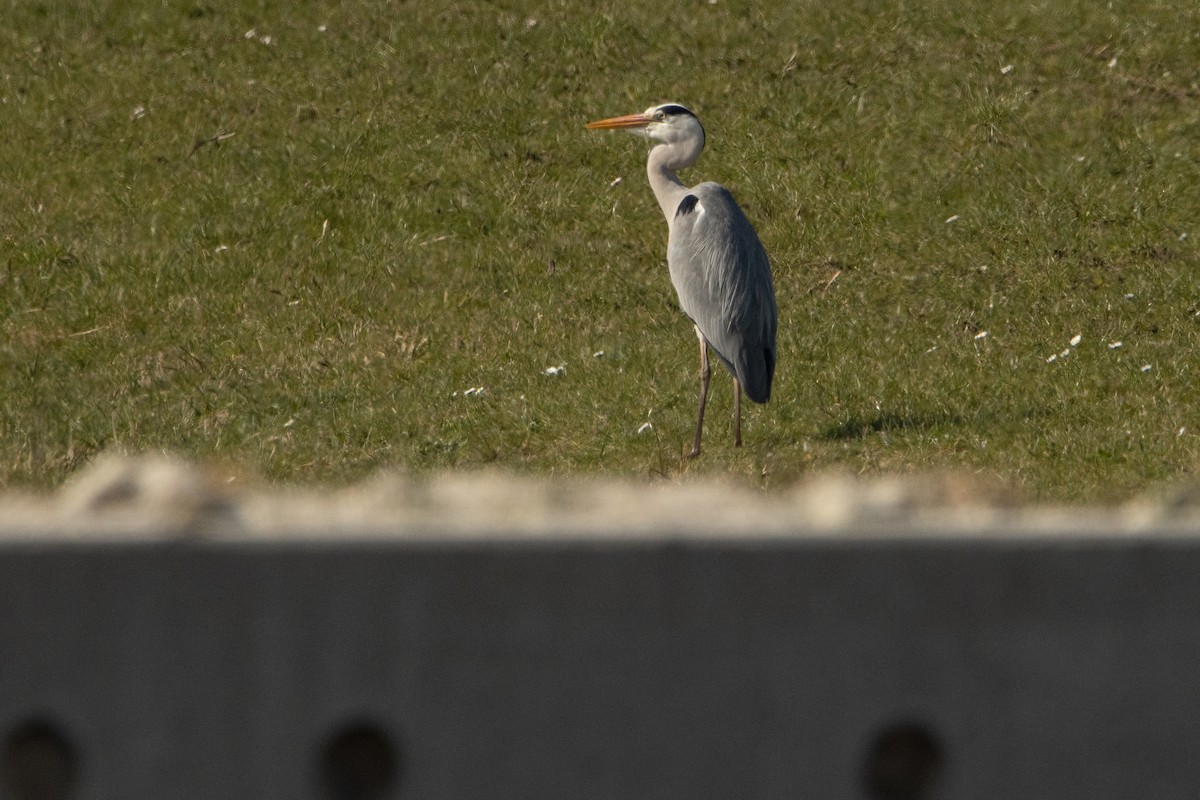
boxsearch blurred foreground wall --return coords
[2,457,1200,800]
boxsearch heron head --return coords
[586,103,705,148]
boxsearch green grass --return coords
[2,0,1199,500]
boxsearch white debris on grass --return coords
[131,105,146,120]
[1108,341,1123,349]
[592,350,605,358]
[944,214,959,224]
[544,364,565,376]
[1140,364,1153,373]
[460,386,485,397]
[1000,64,1014,74]
[1047,334,1083,362]
[636,422,653,435]
[973,331,989,340]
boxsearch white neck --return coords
[646,139,703,227]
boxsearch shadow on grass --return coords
[820,406,1053,442]
[820,411,967,441]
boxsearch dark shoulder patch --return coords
[675,194,699,218]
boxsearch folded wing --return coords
[667,182,777,403]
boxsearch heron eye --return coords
[654,111,666,121]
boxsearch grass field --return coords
[2,0,1198,501]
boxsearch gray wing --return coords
[667,182,777,403]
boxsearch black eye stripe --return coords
[656,104,693,117]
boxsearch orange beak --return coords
[584,113,652,130]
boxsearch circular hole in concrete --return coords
[318,720,401,800]
[863,721,943,800]
[0,718,79,800]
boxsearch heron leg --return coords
[689,325,710,459]
[733,377,742,448]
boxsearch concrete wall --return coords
[2,458,1199,800]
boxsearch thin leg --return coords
[733,377,742,448]
[689,326,710,459]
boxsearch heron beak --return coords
[584,113,652,130]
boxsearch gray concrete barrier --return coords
[2,456,1199,800]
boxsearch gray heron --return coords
[586,103,778,457]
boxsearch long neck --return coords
[646,143,694,228]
